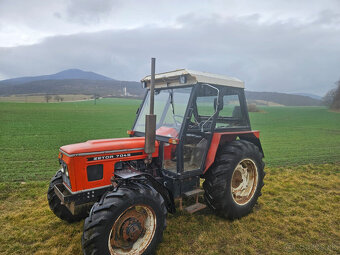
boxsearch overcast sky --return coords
[0,0,339,95]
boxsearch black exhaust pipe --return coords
[144,58,156,161]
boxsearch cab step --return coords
[185,202,207,214]
[183,188,204,198]
[178,188,206,213]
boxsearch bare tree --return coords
[322,88,336,107]
[45,94,52,103]
[330,80,340,110]
[323,80,340,110]
[54,95,61,102]
[93,94,99,105]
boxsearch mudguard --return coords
[113,170,176,214]
[204,130,264,173]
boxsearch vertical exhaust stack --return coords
[144,58,156,161]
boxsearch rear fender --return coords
[113,170,176,214]
[204,130,264,174]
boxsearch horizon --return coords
[0,68,326,97]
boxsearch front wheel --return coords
[203,140,265,219]
[47,170,88,222]
[82,183,167,255]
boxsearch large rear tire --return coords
[47,170,88,222]
[82,183,167,255]
[203,140,265,219]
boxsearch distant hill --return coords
[291,93,322,100]
[0,79,144,97]
[0,69,112,85]
[246,91,321,106]
[0,69,322,106]
[0,69,144,98]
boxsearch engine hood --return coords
[60,137,155,156]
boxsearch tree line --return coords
[323,80,340,110]
[44,94,64,103]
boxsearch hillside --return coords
[0,69,144,98]
[0,69,112,85]
[291,92,322,100]
[0,69,322,106]
[246,91,321,106]
[0,79,144,97]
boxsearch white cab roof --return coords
[141,69,244,88]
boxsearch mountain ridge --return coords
[291,92,322,100]
[0,69,113,85]
[245,91,321,106]
[0,69,321,106]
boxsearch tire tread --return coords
[203,140,265,219]
[82,183,167,255]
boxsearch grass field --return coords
[0,94,94,103]
[250,106,340,166]
[0,164,339,255]
[0,99,339,254]
[0,99,139,182]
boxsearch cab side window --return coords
[216,93,245,128]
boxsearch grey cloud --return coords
[0,13,339,95]
[65,0,120,25]
[54,12,62,19]
[316,10,340,26]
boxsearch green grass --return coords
[0,164,339,254]
[0,99,340,254]
[1,100,339,181]
[250,106,340,166]
[0,99,140,181]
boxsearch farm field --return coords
[0,94,94,103]
[0,99,339,254]
[1,100,339,182]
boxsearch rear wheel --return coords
[82,183,167,255]
[47,170,88,222]
[203,140,265,219]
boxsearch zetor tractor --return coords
[48,61,265,255]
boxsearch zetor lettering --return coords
[87,152,143,161]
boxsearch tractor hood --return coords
[60,137,157,157]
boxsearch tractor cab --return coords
[130,69,253,197]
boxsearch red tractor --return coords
[48,60,265,255]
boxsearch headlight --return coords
[59,162,68,177]
[64,165,69,177]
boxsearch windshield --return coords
[133,87,192,137]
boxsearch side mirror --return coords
[214,97,223,112]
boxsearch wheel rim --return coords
[108,204,156,255]
[231,159,258,205]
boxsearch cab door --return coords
[179,84,221,173]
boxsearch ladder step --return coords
[183,188,204,197]
[185,203,207,214]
